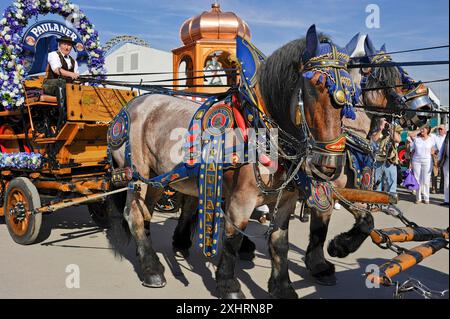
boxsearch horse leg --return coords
[325,163,374,257]
[305,207,336,286]
[239,235,256,261]
[267,193,298,299]
[215,191,256,299]
[172,195,198,258]
[327,205,374,258]
[124,185,166,288]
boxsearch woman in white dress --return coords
[410,125,437,204]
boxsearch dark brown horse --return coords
[300,34,433,285]
[108,25,360,298]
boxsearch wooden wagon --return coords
[0,75,137,244]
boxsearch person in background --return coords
[438,131,449,206]
[431,125,447,194]
[410,124,437,204]
[371,117,402,195]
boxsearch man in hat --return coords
[43,36,79,96]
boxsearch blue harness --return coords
[108,93,262,257]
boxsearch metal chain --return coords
[393,278,449,299]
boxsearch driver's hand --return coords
[72,73,80,80]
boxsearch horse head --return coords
[299,25,360,181]
[346,33,433,127]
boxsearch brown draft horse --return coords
[108,25,359,299]
[172,33,433,288]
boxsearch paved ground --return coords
[0,188,448,299]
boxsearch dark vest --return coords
[47,51,75,82]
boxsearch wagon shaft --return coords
[367,238,449,286]
[332,188,397,204]
[370,227,449,245]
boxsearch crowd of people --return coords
[334,118,449,211]
[372,119,448,206]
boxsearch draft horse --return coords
[108,25,360,299]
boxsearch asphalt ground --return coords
[0,187,448,299]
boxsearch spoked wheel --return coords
[4,177,42,245]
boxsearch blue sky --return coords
[1,0,449,104]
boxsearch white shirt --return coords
[432,133,446,153]
[411,136,436,162]
[48,50,79,74]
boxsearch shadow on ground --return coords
[34,206,448,299]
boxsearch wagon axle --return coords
[9,201,26,222]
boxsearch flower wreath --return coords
[0,0,106,111]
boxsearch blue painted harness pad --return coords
[111,96,252,257]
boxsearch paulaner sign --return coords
[22,20,84,53]
[21,20,88,74]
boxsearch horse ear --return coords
[345,32,361,56]
[364,35,377,56]
[306,24,320,58]
[380,44,386,52]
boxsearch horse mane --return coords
[258,34,329,138]
[365,64,401,89]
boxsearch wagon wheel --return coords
[4,177,42,245]
[87,200,112,229]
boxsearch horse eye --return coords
[361,67,371,75]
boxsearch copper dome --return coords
[180,3,252,45]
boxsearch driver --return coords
[43,36,79,96]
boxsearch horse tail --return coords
[105,155,132,254]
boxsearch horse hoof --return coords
[270,287,298,299]
[142,273,167,288]
[313,273,337,286]
[327,239,349,258]
[219,291,246,299]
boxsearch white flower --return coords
[4,34,11,41]
[13,78,19,85]
[16,13,23,19]
[3,26,10,33]
[10,92,15,98]
[2,101,8,107]
[7,61,14,68]
[0,18,7,25]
